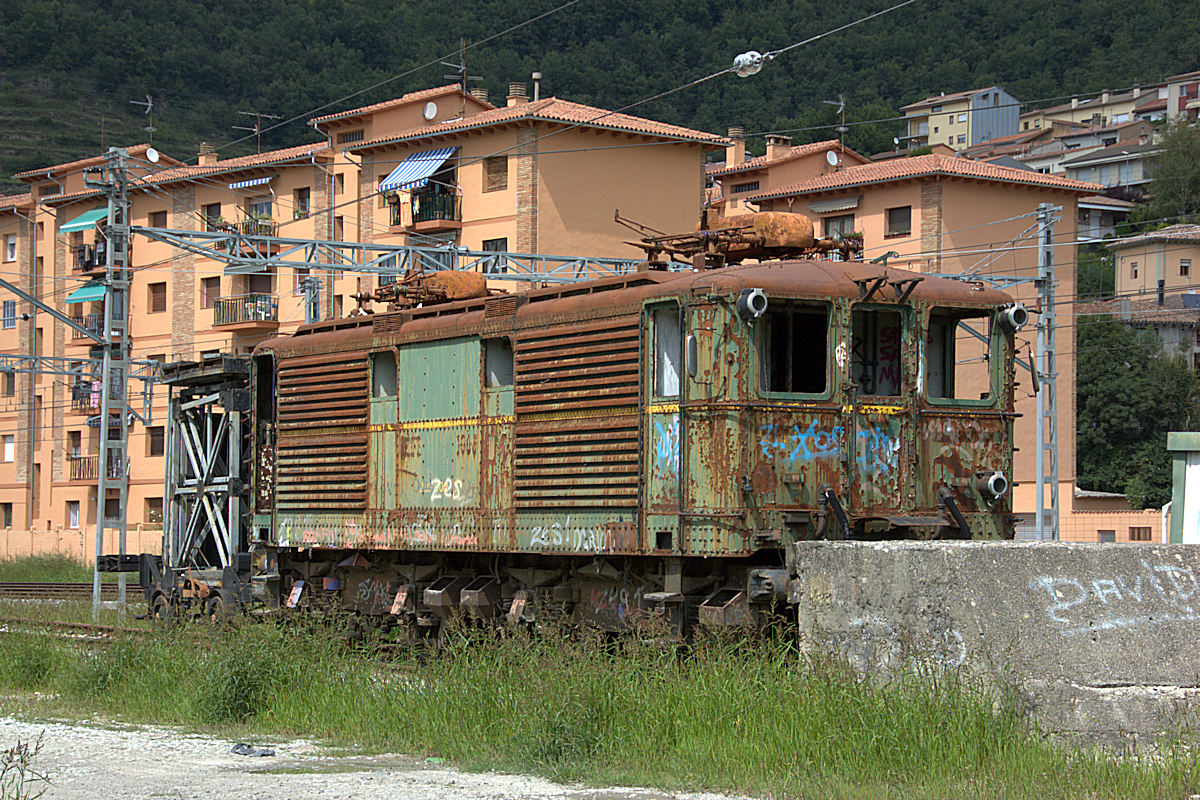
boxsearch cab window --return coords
[927,308,992,401]
[851,308,902,396]
[761,302,829,394]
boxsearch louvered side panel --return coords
[275,353,369,511]
[514,318,641,508]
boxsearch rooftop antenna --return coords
[823,94,847,158]
[130,94,155,144]
[234,110,282,154]
[441,38,484,116]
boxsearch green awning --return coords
[65,282,106,304]
[60,208,108,233]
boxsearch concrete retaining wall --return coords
[788,541,1200,748]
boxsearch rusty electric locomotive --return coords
[127,239,1026,634]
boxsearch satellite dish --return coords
[423,101,438,121]
[892,137,900,146]
[826,150,839,166]
[145,147,160,164]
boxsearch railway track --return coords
[0,582,121,601]
[0,616,147,641]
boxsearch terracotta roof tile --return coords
[348,97,724,150]
[746,154,1100,200]
[1105,224,1200,249]
[0,192,31,211]
[309,85,493,126]
[1078,194,1137,209]
[13,143,178,180]
[1077,295,1200,326]
[707,140,867,177]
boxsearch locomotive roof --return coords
[258,260,1012,357]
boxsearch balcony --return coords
[75,243,105,272]
[403,193,461,233]
[66,453,122,482]
[70,313,104,341]
[214,293,279,330]
[239,217,279,237]
[70,381,100,413]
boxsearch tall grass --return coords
[0,554,107,584]
[0,619,1195,800]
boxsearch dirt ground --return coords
[0,715,749,800]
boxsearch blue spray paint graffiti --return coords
[759,422,900,477]
[653,415,680,479]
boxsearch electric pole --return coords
[1034,202,1059,541]
[85,148,133,615]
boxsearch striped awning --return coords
[808,195,861,214]
[66,281,106,304]
[228,175,276,190]
[378,147,457,193]
[60,208,108,233]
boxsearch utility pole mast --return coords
[86,148,132,615]
[1034,202,1059,541]
[299,275,321,324]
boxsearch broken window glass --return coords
[851,308,902,396]
[926,308,992,401]
[761,303,829,394]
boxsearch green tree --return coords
[1076,247,1115,300]
[1076,316,1199,508]
[1137,118,1200,226]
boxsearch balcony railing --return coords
[214,293,278,326]
[67,453,122,482]
[70,313,104,341]
[239,217,278,237]
[70,380,100,413]
[411,193,461,225]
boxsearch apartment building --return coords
[707,131,869,216]
[0,84,724,542]
[345,84,723,259]
[1061,140,1161,201]
[744,155,1140,541]
[899,86,1020,150]
[1108,224,1200,299]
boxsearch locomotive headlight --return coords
[998,303,1029,332]
[737,288,768,321]
[976,471,1009,502]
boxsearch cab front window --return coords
[926,308,993,402]
[760,301,829,395]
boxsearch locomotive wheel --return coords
[151,593,175,629]
[203,590,237,623]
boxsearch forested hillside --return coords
[0,0,1197,191]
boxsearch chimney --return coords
[531,71,543,102]
[469,87,489,103]
[1133,84,1142,99]
[1101,90,1111,105]
[726,126,746,168]
[197,142,217,166]
[1070,96,1079,109]
[765,134,792,161]
[506,82,528,107]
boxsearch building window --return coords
[293,187,311,218]
[3,373,13,397]
[370,351,397,398]
[1129,526,1152,541]
[294,267,310,294]
[334,215,344,240]
[334,174,345,195]
[203,202,222,231]
[885,206,912,238]
[2,300,14,329]
[484,339,514,387]
[731,181,760,193]
[248,274,273,296]
[761,303,829,394]
[103,497,120,521]
[248,197,271,220]
[1182,259,1191,277]
[0,503,10,528]
[201,276,220,308]
[4,235,14,262]
[482,237,508,253]
[958,113,967,123]
[927,309,992,401]
[148,282,167,313]
[333,294,343,318]
[145,497,164,525]
[484,156,508,192]
[957,134,966,144]
[336,129,364,145]
[2,434,12,463]
[67,430,80,458]
[149,210,167,228]
[931,105,942,113]
[652,306,681,397]
[1098,529,1116,543]
[824,214,855,238]
[67,501,79,529]
[1131,261,1138,279]
[933,126,939,133]
[147,426,165,457]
